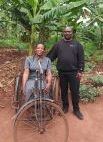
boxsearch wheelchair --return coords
[12,69,69,142]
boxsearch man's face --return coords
[63,27,73,40]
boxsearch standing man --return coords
[47,26,84,120]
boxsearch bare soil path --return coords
[0,94,103,142]
[0,48,103,142]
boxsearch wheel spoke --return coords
[14,100,69,142]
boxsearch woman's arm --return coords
[46,70,52,85]
[22,68,29,93]
[45,70,52,92]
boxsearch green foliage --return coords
[93,50,103,62]
[76,27,100,61]
[80,84,99,102]
[43,0,86,21]
[0,39,29,50]
[82,0,103,49]
[84,62,95,72]
[84,42,97,61]
[88,75,103,87]
[51,61,58,75]
[95,55,103,62]
[1,0,102,54]
[76,25,100,43]
[45,33,61,49]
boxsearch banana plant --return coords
[35,0,87,43]
[1,0,87,54]
[83,0,103,48]
[10,0,40,54]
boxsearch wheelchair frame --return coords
[12,71,69,142]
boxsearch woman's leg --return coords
[25,80,35,101]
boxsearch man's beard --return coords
[64,36,72,40]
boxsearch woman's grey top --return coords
[24,55,52,101]
[24,55,52,79]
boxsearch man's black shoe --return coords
[63,107,68,113]
[73,110,84,120]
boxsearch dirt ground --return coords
[0,48,103,142]
[0,94,103,142]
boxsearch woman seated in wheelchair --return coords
[22,43,52,102]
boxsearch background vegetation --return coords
[0,0,103,102]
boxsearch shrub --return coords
[0,39,29,50]
[93,50,103,62]
[51,61,58,75]
[84,62,95,72]
[80,84,99,102]
[88,75,103,87]
[84,42,97,61]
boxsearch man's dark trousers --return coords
[59,71,80,111]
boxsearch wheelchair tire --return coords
[13,99,69,142]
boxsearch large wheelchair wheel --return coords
[52,75,62,106]
[13,99,69,142]
[13,72,24,112]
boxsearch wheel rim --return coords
[13,100,69,142]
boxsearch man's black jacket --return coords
[47,39,84,73]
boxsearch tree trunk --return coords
[28,25,35,55]
[39,26,50,43]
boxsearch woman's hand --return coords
[22,86,25,95]
[44,83,51,94]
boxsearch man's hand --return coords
[76,72,82,80]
